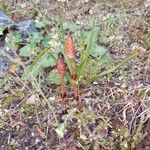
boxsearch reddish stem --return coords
[60,77,66,106]
[69,58,79,103]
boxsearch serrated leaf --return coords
[14,32,22,43]
[48,70,61,85]
[40,53,56,67]
[63,21,77,32]
[90,44,107,57]
[100,54,111,64]
[41,35,51,48]
[19,44,33,57]
[99,35,109,45]
[29,32,43,44]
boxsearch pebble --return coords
[0,10,37,78]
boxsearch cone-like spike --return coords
[57,58,66,78]
[65,33,76,59]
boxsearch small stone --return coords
[17,20,37,38]
[0,10,15,28]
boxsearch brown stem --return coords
[60,77,66,106]
[69,58,79,104]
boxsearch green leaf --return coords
[63,21,77,32]
[22,64,41,81]
[19,44,34,57]
[47,70,69,85]
[90,44,107,57]
[48,70,61,85]
[85,28,98,46]
[29,32,43,44]
[41,35,51,48]
[19,32,43,57]
[65,72,71,83]
[77,28,98,78]
[14,32,22,44]
[100,54,111,64]
[39,53,56,67]
[99,35,109,45]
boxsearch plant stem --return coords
[69,58,75,75]
[69,58,79,101]
[60,77,66,106]
[72,79,78,99]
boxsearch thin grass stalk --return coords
[88,50,138,83]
